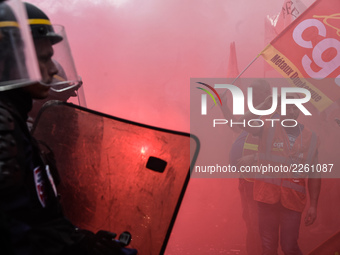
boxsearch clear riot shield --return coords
[32,102,199,255]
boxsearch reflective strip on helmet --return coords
[244,142,258,151]
[305,132,317,165]
[28,19,51,25]
[0,21,19,28]
[282,180,306,194]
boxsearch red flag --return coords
[261,0,340,111]
[226,41,240,78]
[264,0,307,76]
[275,0,307,36]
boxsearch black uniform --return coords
[0,2,136,254]
[0,90,137,255]
[0,89,78,254]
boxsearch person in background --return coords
[238,92,321,255]
[227,79,271,255]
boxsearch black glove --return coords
[92,230,121,255]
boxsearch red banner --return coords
[261,0,340,111]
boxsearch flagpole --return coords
[210,45,269,109]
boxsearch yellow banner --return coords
[261,44,333,112]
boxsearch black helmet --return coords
[24,2,62,44]
[23,2,82,94]
[0,1,17,24]
[0,1,22,57]
[0,1,24,83]
[0,0,42,91]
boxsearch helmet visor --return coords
[0,0,41,91]
[40,25,82,92]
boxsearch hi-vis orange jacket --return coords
[253,120,319,213]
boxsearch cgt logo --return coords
[273,140,284,151]
[293,13,340,85]
[197,82,312,116]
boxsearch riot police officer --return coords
[0,1,137,254]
